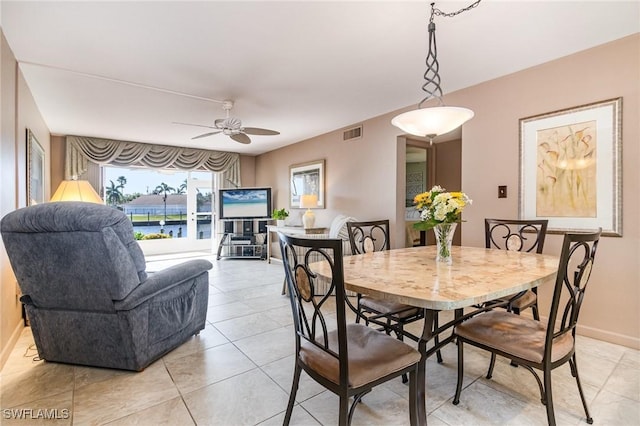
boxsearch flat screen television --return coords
[218,187,272,220]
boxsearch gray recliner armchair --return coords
[1,201,212,371]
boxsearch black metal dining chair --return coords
[453,229,601,425]
[347,220,441,369]
[278,232,421,426]
[485,218,549,319]
[347,220,423,329]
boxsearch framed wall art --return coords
[519,98,622,236]
[27,129,45,205]
[289,159,325,209]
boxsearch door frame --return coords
[396,133,461,248]
[186,177,214,249]
[138,172,215,256]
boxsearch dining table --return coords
[312,244,559,426]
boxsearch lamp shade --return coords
[50,180,103,203]
[300,194,318,209]
[391,106,475,138]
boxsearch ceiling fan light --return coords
[179,99,279,144]
[391,106,474,137]
[226,117,242,129]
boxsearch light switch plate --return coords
[498,185,507,198]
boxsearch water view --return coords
[102,167,215,240]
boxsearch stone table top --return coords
[313,245,559,310]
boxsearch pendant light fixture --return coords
[392,1,481,143]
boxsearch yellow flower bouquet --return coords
[413,186,472,263]
[412,185,472,231]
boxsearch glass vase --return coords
[433,222,457,264]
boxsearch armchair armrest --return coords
[114,259,212,310]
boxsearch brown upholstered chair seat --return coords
[359,296,421,320]
[495,289,537,311]
[300,323,421,388]
[454,230,601,425]
[483,219,549,321]
[455,311,574,364]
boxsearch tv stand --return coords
[217,219,268,260]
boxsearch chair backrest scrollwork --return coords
[545,229,601,362]
[347,220,390,255]
[485,219,548,254]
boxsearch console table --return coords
[265,225,327,263]
[217,219,268,260]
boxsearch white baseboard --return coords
[539,313,639,350]
[576,323,640,350]
[0,320,24,371]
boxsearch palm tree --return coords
[153,182,176,197]
[105,180,125,206]
[175,180,187,195]
[153,183,175,222]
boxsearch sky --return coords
[103,166,212,195]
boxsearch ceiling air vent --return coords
[343,125,362,141]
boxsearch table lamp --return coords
[50,179,103,203]
[300,194,318,229]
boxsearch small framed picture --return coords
[27,129,45,205]
[289,159,325,209]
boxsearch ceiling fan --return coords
[174,100,280,144]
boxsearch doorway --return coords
[404,142,434,247]
[401,136,462,247]
[186,177,214,251]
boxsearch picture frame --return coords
[290,159,325,209]
[519,98,622,236]
[27,129,45,205]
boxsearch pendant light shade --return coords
[391,106,475,138]
[392,1,481,139]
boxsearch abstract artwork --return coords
[520,98,621,236]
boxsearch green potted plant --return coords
[272,208,289,227]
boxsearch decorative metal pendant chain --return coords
[432,0,481,19]
[419,0,482,108]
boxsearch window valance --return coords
[65,135,240,185]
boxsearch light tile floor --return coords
[1,254,639,425]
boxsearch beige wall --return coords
[0,30,51,368]
[0,30,21,370]
[457,34,639,348]
[256,34,640,348]
[435,139,462,245]
[50,135,66,191]
[257,115,407,246]
[239,155,256,187]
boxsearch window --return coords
[103,166,212,239]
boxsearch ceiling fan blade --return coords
[242,127,280,136]
[173,121,217,129]
[192,131,222,140]
[230,133,251,144]
[214,118,226,128]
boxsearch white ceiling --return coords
[2,1,638,155]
